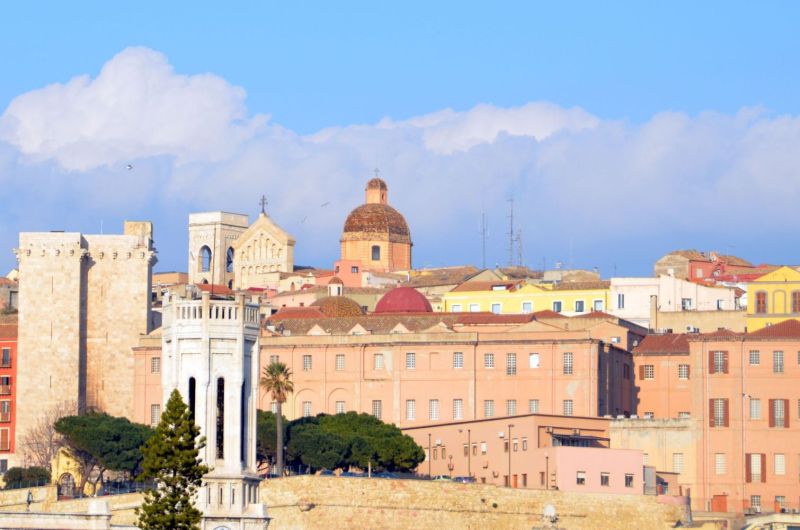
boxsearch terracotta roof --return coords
[0,278,16,287]
[532,310,566,319]
[196,283,234,296]
[580,311,616,319]
[698,328,742,339]
[366,178,388,190]
[271,307,326,319]
[266,314,459,335]
[450,281,520,293]
[634,334,689,354]
[328,276,344,285]
[747,319,800,339]
[310,296,365,317]
[342,203,410,241]
[0,323,17,339]
[375,287,433,313]
[551,281,610,291]
[456,313,535,325]
[406,266,480,288]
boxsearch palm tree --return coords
[260,361,294,477]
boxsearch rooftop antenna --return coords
[480,212,488,269]
[507,197,515,267]
[516,228,524,267]
[260,195,268,215]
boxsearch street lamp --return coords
[459,428,472,478]
[508,424,515,487]
[428,433,432,479]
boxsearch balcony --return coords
[0,412,10,423]
[0,386,11,396]
[0,361,10,369]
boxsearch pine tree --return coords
[136,389,209,530]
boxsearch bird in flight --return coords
[126,164,133,170]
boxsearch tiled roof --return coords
[747,319,800,339]
[580,311,616,319]
[343,203,410,241]
[196,283,233,296]
[455,313,536,325]
[551,281,610,291]
[532,310,566,319]
[266,314,459,335]
[310,296,364,317]
[634,334,689,354]
[271,307,326,319]
[406,266,480,288]
[0,278,16,287]
[698,328,742,339]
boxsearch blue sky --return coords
[2,2,800,275]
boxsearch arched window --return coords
[792,291,800,313]
[200,246,212,272]
[226,247,234,273]
[216,377,225,459]
[755,291,768,314]
[371,245,381,261]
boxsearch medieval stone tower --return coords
[161,291,268,529]
[188,212,249,288]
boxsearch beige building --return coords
[188,211,249,287]
[231,211,295,289]
[14,222,156,465]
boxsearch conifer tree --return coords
[136,389,209,530]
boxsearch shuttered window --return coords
[709,351,729,374]
[769,399,789,428]
[709,398,729,427]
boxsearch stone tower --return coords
[161,291,268,529]
[188,212,249,288]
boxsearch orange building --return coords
[0,318,17,470]
[340,178,412,272]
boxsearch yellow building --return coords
[746,266,800,331]
[442,280,611,316]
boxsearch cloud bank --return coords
[2,47,800,274]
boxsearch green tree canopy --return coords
[256,410,285,467]
[3,466,50,489]
[136,389,208,530]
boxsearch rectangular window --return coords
[0,377,10,395]
[643,412,654,419]
[529,353,540,368]
[750,454,763,482]
[150,356,161,374]
[522,438,528,451]
[776,495,786,510]
[406,352,416,369]
[678,411,690,419]
[552,301,562,313]
[351,266,359,274]
[0,429,9,451]
[484,353,495,369]
[451,304,462,312]
[755,291,767,314]
[600,472,610,486]
[150,404,161,427]
[372,400,382,419]
[750,350,760,365]
[484,400,495,418]
[678,364,689,380]
[0,401,9,423]
[751,495,761,510]
[672,453,684,474]
[506,353,517,375]
[522,302,532,314]
[491,303,501,314]
[0,349,9,368]
[563,399,573,416]
[681,298,692,310]
[711,351,727,374]
[710,398,729,427]
[335,354,345,371]
[593,299,603,311]
[563,352,573,375]
[643,365,655,380]
[453,352,464,369]
[506,399,517,416]
[406,399,416,420]
[576,471,586,485]
[429,399,439,420]
[269,354,280,364]
[480,442,487,455]
[775,453,786,475]
[625,474,634,488]
[303,354,312,371]
[771,399,787,428]
[469,303,480,312]
[374,353,384,370]
[575,300,585,313]
[750,398,761,420]
[529,399,539,413]
[270,401,278,414]
[715,453,726,475]
[617,293,625,309]
[335,401,345,414]
[774,351,784,373]
[302,401,312,417]
[453,399,463,420]
[512,438,519,452]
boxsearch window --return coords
[625,474,634,488]
[0,429,9,451]
[600,472,610,486]
[269,354,280,364]
[270,401,278,414]
[775,453,786,475]
[593,299,604,311]
[200,245,212,272]
[710,398,729,427]
[453,352,464,369]
[429,399,439,420]
[522,302,532,314]
[681,298,692,310]
[150,404,161,427]
[750,398,761,420]
[484,400,495,418]
[755,291,767,314]
[226,247,234,273]
[0,349,9,368]
[463,444,469,457]
[371,245,380,261]
[715,453,726,475]
[480,442,487,455]
[552,301,562,313]
[150,356,161,374]
[529,353,540,368]
[512,438,519,452]
[506,353,517,375]
[453,399,463,420]
[335,354,345,371]
[643,412,655,419]
[302,401,312,417]
[472,443,477,456]
[711,351,728,374]
[469,303,480,312]
[0,459,5,473]
[575,300,585,313]
[529,399,539,413]
[406,399,416,420]
[617,293,625,309]
[0,377,10,395]
[672,453,684,473]
[563,399,573,416]
[0,401,9,422]
[576,471,586,485]
[351,266,359,274]
[506,400,517,416]
[335,401,345,414]
[776,496,786,510]
[303,354,312,371]
[373,354,384,370]
[522,438,528,451]
[678,411,690,418]
[563,352,573,375]
[749,454,763,482]
[770,399,788,428]
[751,495,761,510]
[491,303,501,314]
[406,352,416,370]
[484,353,495,369]
[750,350,760,365]
[451,304,462,312]
[774,351,784,373]
[372,400,382,419]
[642,365,655,380]
[678,364,689,380]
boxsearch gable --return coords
[232,213,295,251]
[751,266,800,284]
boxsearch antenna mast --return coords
[507,198,515,267]
[480,212,488,269]
[516,228,523,267]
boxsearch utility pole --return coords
[507,198,515,267]
[516,228,523,267]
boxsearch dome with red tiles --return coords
[311,296,364,317]
[374,287,432,313]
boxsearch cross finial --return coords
[259,195,268,215]
[374,168,380,178]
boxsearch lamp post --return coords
[545,452,549,490]
[459,428,472,478]
[428,433,432,479]
[508,423,515,487]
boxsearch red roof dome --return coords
[374,287,432,313]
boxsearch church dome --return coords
[374,287,432,313]
[366,177,388,191]
[328,276,344,285]
[311,296,364,317]
[342,204,411,243]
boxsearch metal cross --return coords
[260,195,268,214]
[374,168,380,178]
